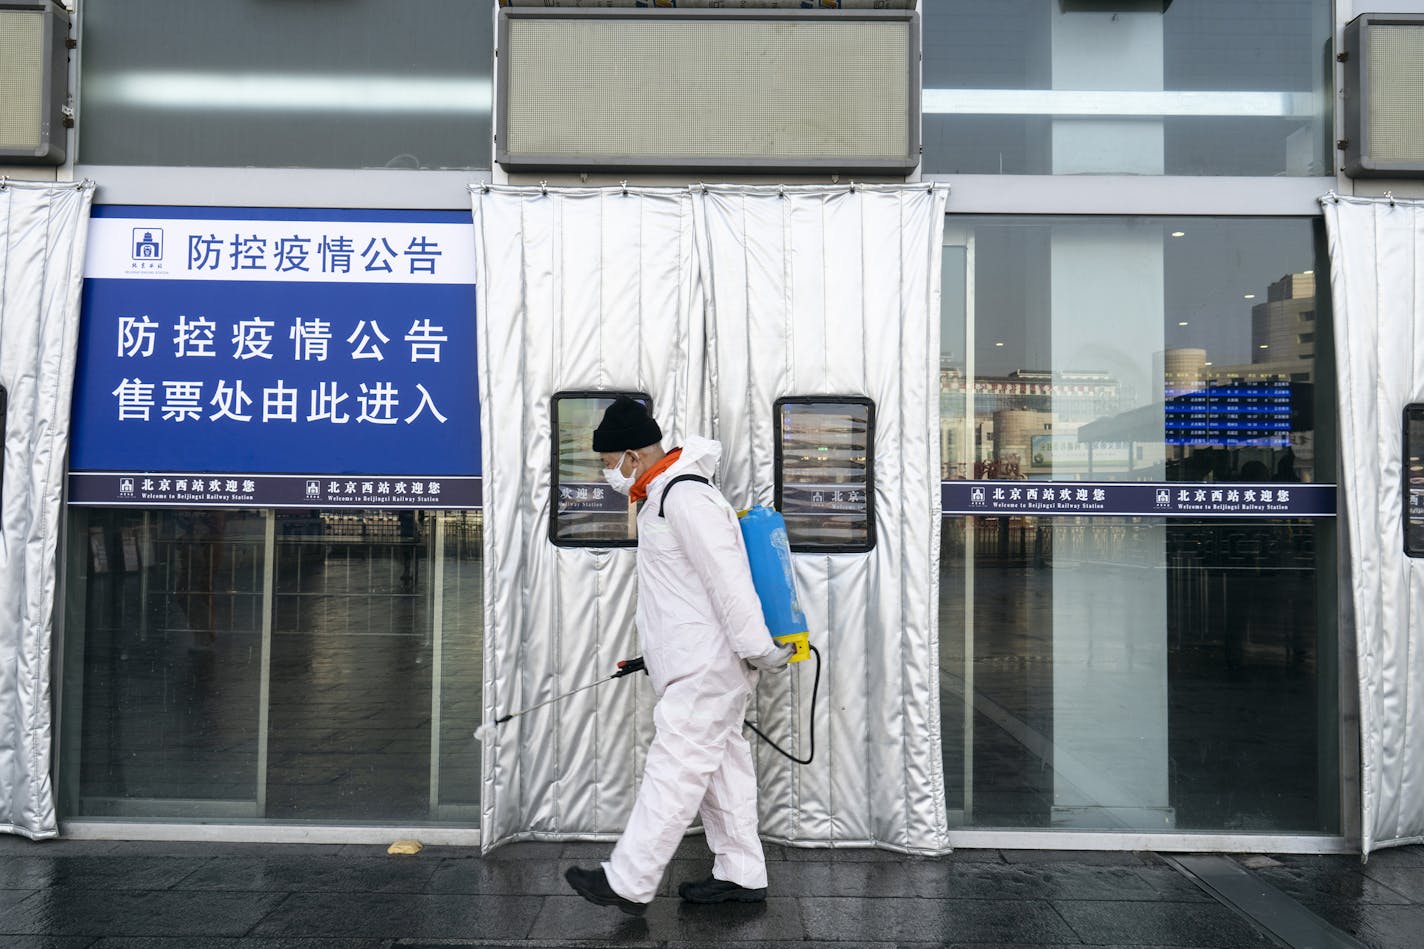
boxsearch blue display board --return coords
[68,207,480,508]
[1163,382,1297,447]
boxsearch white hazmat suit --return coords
[603,436,778,903]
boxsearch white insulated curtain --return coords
[1321,192,1424,855]
[0,180,95,839]
[472,183,950,853]
[472,186,706,849]
[696,185,950,852]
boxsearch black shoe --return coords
[678,875,768,904]
[564,866,648,916]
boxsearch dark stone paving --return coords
[0,835,1421,948]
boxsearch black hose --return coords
[744,644,821,765]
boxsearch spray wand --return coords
[474,657,646,743]
[474,649,821,766]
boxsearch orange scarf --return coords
[629,448,682,503]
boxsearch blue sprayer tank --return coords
[737,505,811,663]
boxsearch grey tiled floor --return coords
[1,836,1421,948]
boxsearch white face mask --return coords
[603,452,637,496]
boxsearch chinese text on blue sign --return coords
[69,208,480,508]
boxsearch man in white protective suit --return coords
[564,396,794,916]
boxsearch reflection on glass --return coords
[267,509,434,821]
[62,507,485,824]
[938,216,1340,834]
[550,393,647,547]
[776,398,875,551]
[943,219,1323,486]
[437,512,483,817]
[921,1,1331,175]
[78,0,494,168]
[942,516,1336,832]
[64,508,266,817]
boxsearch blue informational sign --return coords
[941,480,1336,518]
[1163,382,1297,447]
[68,207,480,509]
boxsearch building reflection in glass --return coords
[938,215,1338,835]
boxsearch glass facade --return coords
[938,216,1339,833]
[77,1,494,169]
[47,3,1349,842]
[57,214,1343,835]
[60,508,483,823]
[922,0,1333,176]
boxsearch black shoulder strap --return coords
[658,474,711,518]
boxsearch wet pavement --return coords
[0,835,1420,948]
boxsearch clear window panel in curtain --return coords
[939,215,1339,834]
[775,398,876,552]
[551,392,648,547]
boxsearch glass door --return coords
[264,509,484,822]
[61,508,268,819]
[265,510,436,820]
[63,507,485,825]
[939,216,1341,835]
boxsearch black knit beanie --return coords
[593,397,662,453]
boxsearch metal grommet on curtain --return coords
[539,180,548,196]
[620,180,629,196]
[0,176,8,192]
[1386,190,1397,206]
[778,187,786,199]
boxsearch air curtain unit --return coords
[1343,13,1424,178]
[0,0,70,164]
[495,8,920,174]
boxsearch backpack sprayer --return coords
[735,504,820,764]
[476,500,821,764]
